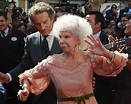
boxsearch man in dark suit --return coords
[86,11,115,104]
[0,2,62,104]
[0,11,26,104]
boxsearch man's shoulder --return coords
[11,28,24,35]
[9,28,25,39]
[27,31,40,39]
[100,30,108,37]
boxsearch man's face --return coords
[86,14,97,34]
[0,16,8,31]
[128,1,131,8]
[126,19,131,35]
[121,17,129,29]
[32,12,54,36]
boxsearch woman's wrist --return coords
[22,80,30,91]
[22,85,28,90]
[105,50,115,61]
[109,52,116,61]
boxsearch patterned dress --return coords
[19,51,127,104]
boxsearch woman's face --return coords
[59,31,79,53]
[18,25,26,32]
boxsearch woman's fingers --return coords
[17,89,29,101]
[87,34,98,44]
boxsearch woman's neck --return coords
[63,49,85,62]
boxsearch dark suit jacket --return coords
[0,27,25,103]
[0,27,25,73]
[94,32,115,104]
[9,31,62,104]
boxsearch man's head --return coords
[126,17,131,35]
[85,11,106,34]
[121,14,130,29]
[28,2,55,35]
[127,0,131,8]
[0,11,8,32]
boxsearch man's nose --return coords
[41,23,45,30]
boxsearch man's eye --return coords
[43,20,48,24]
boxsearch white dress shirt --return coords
[93,31,101,40]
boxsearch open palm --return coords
[85,35,108,56]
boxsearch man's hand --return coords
[0,72,9,83]
[108,35,118,43]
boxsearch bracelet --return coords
[22,86,26,89]
[22,86,28,90]
[110,52,116,61]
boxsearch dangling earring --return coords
[74,43,80,52]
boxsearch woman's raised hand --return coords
[84,35,109,57]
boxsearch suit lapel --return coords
[33,32,44,62]
[50,37,62,55]
[100,31,108,45]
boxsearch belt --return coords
[58,93,94,104]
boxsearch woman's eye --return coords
[65,36,69,38]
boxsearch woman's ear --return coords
[76,37,80,44]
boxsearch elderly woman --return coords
[17,14,127,104]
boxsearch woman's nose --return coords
[59,38,64,44]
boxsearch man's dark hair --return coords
[87,11,106,29]
[121,14,131,20]
[0,11,8,20]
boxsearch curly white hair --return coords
[53,14,93,50]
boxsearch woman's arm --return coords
[18,57,51,96]
[85,35,127,76]
[17,80,30,101]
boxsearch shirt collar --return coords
[93,31,101,39]
[4,27,9,35]
[0,27,9,37]
[40,30,55,40]
[40,30,55,51]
